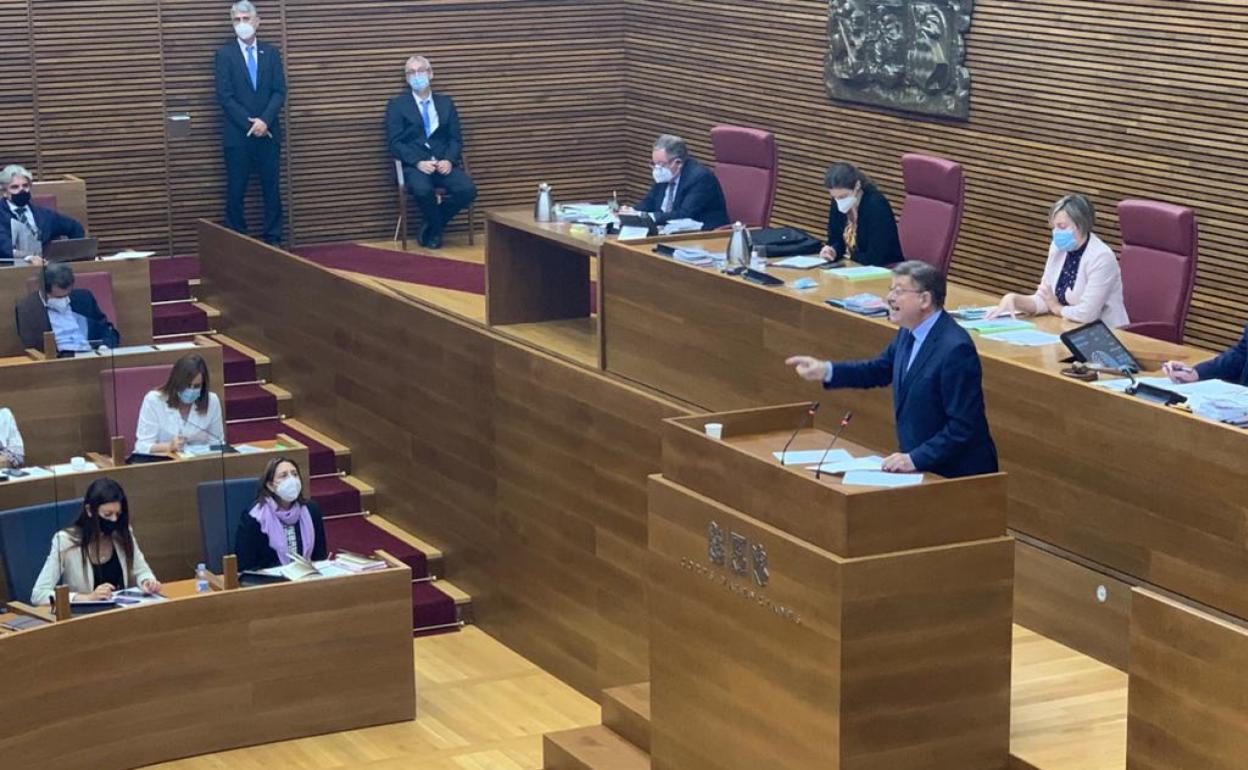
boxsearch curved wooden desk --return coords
[0,569,415,770]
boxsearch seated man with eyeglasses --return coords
[786,260,998,479]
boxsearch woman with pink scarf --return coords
[235,457,327,570]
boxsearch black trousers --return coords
[224,138,283,244]
[405,166,477,236]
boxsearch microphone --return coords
[778,402,820,465]
[814,411,853,480]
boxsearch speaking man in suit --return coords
[385,55,478,250]
[633,134,729,231]
[0,164,84,265]
[786,260,998,478]
[214,1,286,246]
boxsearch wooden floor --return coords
[143,627,600,770]
[1010,626,1127,770]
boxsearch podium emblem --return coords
[730,533,749,577]
[751,543,770,587]
[707,521,725,565]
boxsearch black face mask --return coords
[98,518,118,535]
[10,189,31,208]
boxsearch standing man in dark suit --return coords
[0,164,84,265]
[214,1,286,246]
[786,260,998,478]
[385,55,478,250]
[633,134,729,231]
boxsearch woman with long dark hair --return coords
[821,161,902,267]
[134,353,224,454]
[234,457,327,571]
[31,477,161,604]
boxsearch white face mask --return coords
[234,22,256,41]
[652,165,675,184]
[47,295,71,312]
[274,475,301,503]
[835,194,857,214]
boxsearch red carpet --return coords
[224,383,278,421]
[153,303,208,336]
[294,242,485,294]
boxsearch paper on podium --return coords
[807,456,884,474]
[841,470,923,488]
[773,448,850,466]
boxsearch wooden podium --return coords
[648,404,1014,770]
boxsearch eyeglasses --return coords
[886,286,925,297]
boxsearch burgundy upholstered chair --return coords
[710,125,778,228]
[897,153,965,275]
[100,364,173,455]
[73,271,117,328]
[1117,199,1198,344]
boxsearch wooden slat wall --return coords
[623,0,1248,350]
[10,0,623,256]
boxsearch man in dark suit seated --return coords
[15,262,120,356]
[385,55,478,250]
[632,134,729,231]
[214,1,286,246]
[1,164,85,265]
[786,260,998,478]
[1164,325,1248,385]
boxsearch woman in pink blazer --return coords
[988,194,1130,327]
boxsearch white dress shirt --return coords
[45,295,91,352]
[134,390,224,454]
[0,407,24,467]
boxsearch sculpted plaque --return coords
[826,0,973,119]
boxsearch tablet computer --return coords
[1059,319,1142,373]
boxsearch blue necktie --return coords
[420,100,433,136]
[898,331,915,381]
[246,46,258,89]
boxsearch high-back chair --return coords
[897,153,965,275]
[710,125,778,228]
[100,363,174,456]
[197,477,260,572]
[1117,199,1198,344]
[0,498,82,602]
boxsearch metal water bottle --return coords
[725,221,752,270]
[535,182,554,222]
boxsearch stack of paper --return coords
[827,293,888,316]
[958,318,1035,334]
[841,471,923,488]
[773,448,850,466]
[333,551,389,572]
[660,219,703,234]
[824,265,892,281]
[772,255,829,269]
[672,248,721,267]
[807,456,884,474]
[979,329,1061,347]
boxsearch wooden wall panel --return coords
[622,0,1248,350]
[1127,589,1248,770]
[281,0,627,244]
[0,2,37,171]
[199,223,688,697]
[27,1,170,255]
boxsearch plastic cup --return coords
[70,456,87,471]
[704,423,724,440]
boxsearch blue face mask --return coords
[1052,228,1078,252]
[408,74,430,92]
[179,386,201,405]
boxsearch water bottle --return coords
[608,190,620,214]
[534,182,554,222]
[195,563,210,593]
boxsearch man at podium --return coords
[786,260,998,478]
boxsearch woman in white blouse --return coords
[987,194,1129,327]
[134,353,224,454]
[0,407,24,468]
[31,477,161,604]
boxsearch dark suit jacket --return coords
[385,91,466,168]
[0,204,85,261]
[1196,322,1248,385]
[826,185,903,267]
[825,311,998,478]
[15,288,120,352]
[637,157,730,230]
[213,38,287,147]
[234,500,328,572]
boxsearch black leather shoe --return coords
[426,231,443,249]
[417,222,432,248]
